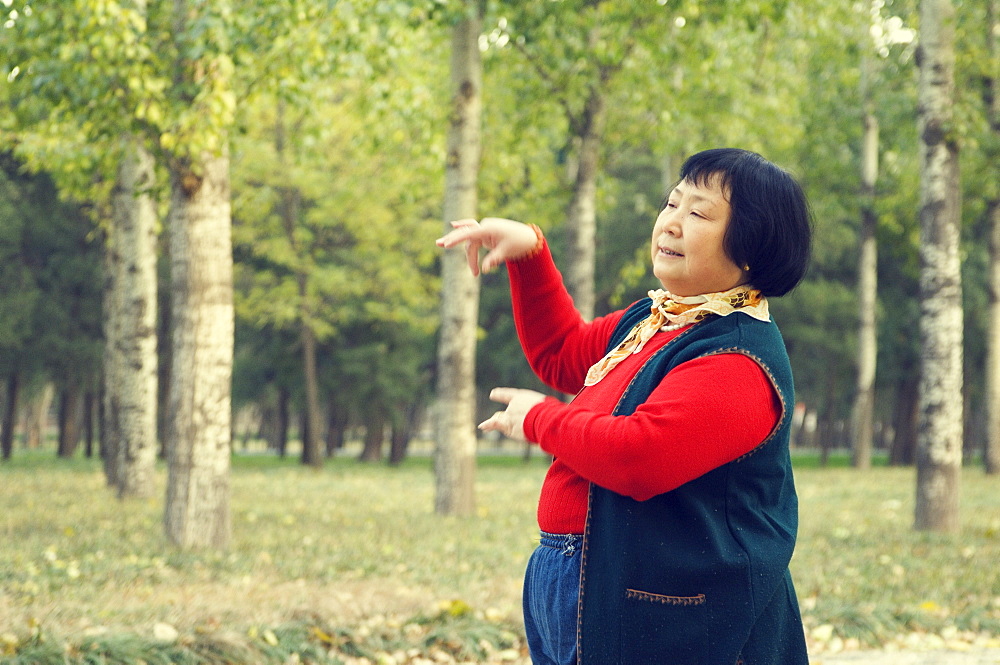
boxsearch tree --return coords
[161,0,237,549]
[435,1,483,517]
[230,13,443,465]
[852,66,879,470]
[105,139,159,496]
[983,0,1000,475]
[103,0,160,498]
[32,190,103,461]
[0,153,41,461]
[0,152,104,462]
[229,1,348,468]
[851,2,917,469]
[226,0,443,468]
[914,0,962,532]
[5,0,236,537]
[273,102,323,468]
[2,0,160,486]
[500,2,660,320]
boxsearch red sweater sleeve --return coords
[523,353,781,501]
[506,241,625,394]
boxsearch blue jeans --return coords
[522,532,582,665]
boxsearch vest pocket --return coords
[621,588,708,664]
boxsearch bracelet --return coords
[519,224,545,261]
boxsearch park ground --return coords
[1,448,998,664]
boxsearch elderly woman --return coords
[437,148,812,665]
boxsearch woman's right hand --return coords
[435,218,540,277]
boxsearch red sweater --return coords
[507,242,781,534]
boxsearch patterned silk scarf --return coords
[583,285,770,386]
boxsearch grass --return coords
[1,449,998,663]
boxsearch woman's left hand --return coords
[436,218,539,277]
[479,387,548,441]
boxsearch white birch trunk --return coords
[563,90,604,322]
[164,152,234,548]
[106,141,159,498]
[852,65,879,470]
[434,8,482,517]
[915,0,963,532]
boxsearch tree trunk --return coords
[794,408,818,450]
[163,152,234,550]
[99,380,113,475]
[57,384,83,458]
[563,88,605,321]
[157,247,172,457]
[389,426,409,467]
[25,383,54,450]
[275,387,290,457]
[325,397,347,456]
[434,6,482,517]
[852,79,879,470]
[359,410,385,463]
[298,304,323,467]
[984,0,1000,476]
[388,403,418,467]
[914,0,962,533]
[890,373,920,466]
[819,417,835,468]
[1,372,18,460]
[987,205,1000,475]
[106,140,159,498]
[299,410,310,459]
[83,391,95,458]
[102,227,121,482]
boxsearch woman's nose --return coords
[659,212,680,236]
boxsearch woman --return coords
[436,148,811,665]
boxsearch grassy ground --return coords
[1,450,998,663]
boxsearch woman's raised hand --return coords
[435,217,539,277]
[478,387,548,441]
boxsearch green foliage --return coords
[772,278,858,418]
[0,0,994,465]
[952,0,1000,419]
[232,92,440,338]
[2,1,162,199]
[595,149,667,311]
[0,157,38,357]
[228,3,446,436]
[0,154,102,390]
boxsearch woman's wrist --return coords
[514,224,545,263]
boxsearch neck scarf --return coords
[584,285,769,386]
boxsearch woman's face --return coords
[650,176,747,297]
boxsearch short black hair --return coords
[671,148,812,297]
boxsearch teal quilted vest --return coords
[578,299,808,665]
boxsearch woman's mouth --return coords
[658,247,683,258]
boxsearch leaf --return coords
[0,633,19,656]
